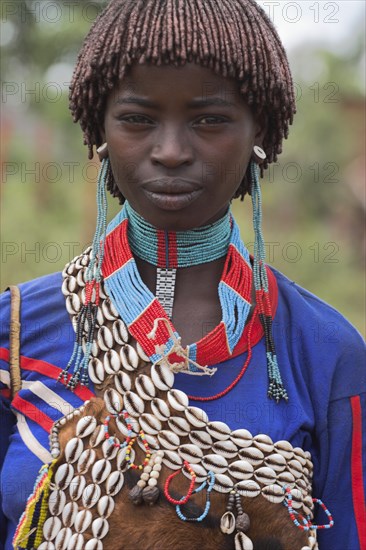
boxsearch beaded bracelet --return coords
[175,471,215,522]
[283,486,334,531]
[164,461,197,505]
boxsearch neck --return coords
[124,202,232,269]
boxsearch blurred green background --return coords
[1,0,365,337]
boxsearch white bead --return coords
[150,471,160,479]
[154,457,162,464]
[141,473,149,481]
[148,478,157,487]
[156,450,164,457]
[143,466,152,474]
[153,464,162,472]
[137,480,146,488]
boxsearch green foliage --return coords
[1,2,365,337]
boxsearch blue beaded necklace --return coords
[125,201,232,268]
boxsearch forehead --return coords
[110,61,245,107]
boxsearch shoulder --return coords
[270,266,366,399]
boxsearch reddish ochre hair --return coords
[69,0,296,200]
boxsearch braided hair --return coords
[69,0,296,202]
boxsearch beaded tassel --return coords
[251,161,288,402]
[58,158,109,390]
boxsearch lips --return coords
[143,177,203,211]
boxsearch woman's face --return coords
[103,62,263,230]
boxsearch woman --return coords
[1,1,365,549]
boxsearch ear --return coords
[254,112,267,148]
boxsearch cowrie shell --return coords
[97,326,114,351]
[220,511,236,534]
[69,475,86,501]
[38,540,55,549]
[294,447,308,466]
[261,483,285,504]
[120,344,139,371]
[77,449,96,474]
[254,466,277,485]
[206,421,231,441]
[54,463,74,490]
[167,389,189,411]
[106,471,124,496]
[82,483,101,508]
[124,391,145,417]
[76,269,86,288]
[68,533,85,550]
[76,416,97,438]
[185,406,208,428]
[162,450,183,470]
[228,460,254,480]
[277,471,296,487]
[230,429,253,448]
[213,473,234,493]
[253,434,274,454]
[158,430,180,451]
[92,517,109,539]
[102,298,119,321]
[238,446,264,466]
[139,413,162,435]
[168,416,190,436]
[102,438,120,460]
[98,495,115,519]
[88,358,105,385]
[104,388,123,415]
[213,439,238,459]
[55,527,72,550]
[114,371,132,394]
[116,415,139,437]
[236,480,261,498]
[43,516,62,541]
[89,425,105,448]
[182,463,207,483]
[202,454,228,474]
[151,363,174,391]
[66,294,81,315]
[85,539,103,550]
[62,276,77,295]
[92,458,112,484]
[288,459,303,479]
[290,487,303,509]
[138,433,159,451]
[178,444,204,464]
[189,430,213,449]
[274,440,294,460]
[62,502,78,528]
[112,319,130,345]
[104,350,121,375]
[48,489,66,516]
[135,374,156,401]
[136,341,149,362]
[116,447,135,472]
[265,453,287,472]
[235,531,253,550]
[74,509,93,533]
[65,437,84,464]
[151,398,171,421]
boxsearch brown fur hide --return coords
[54,398,309,550]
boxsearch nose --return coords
[150,124,194,168]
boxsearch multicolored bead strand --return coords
[283,486,334,531]
[251,160,288,402]
[175,471,215,522]
[164,461,197,505]
[58,158,109,390]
